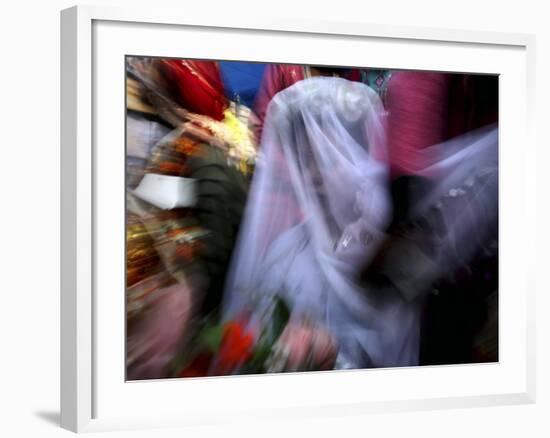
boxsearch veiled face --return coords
[288,115,357,239]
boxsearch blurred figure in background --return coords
[362,71,499,365]
[126,58,257,379]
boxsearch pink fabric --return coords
[278,323,337,371]
[253,64,306,139]
[126,282,193,380]
[386,72,450,178]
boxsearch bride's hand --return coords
[276,322,337,371]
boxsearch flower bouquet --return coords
[173,294,338,377]
[173,296,292,377]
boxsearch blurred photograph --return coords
[125,57,498,380]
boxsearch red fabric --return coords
[386,72,450,178]
[177,352,213,378]
[159,60,227,121]
[347,68,362,82]
[254,64,306,137]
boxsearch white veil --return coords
[222,77,422,368]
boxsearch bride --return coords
[222,76,422,370]
[222,75,498,372]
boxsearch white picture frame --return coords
[60,4,536,433]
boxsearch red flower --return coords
[177,352,213,378]
[215,322,255,374]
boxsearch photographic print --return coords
[125,57,498,380]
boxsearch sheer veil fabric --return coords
[222,76,498,369]
[223,77,421,368]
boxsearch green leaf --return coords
[239,339,272,374]
[270,296,290,342]
[197,324,224,352]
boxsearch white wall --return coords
[0,1,547,437]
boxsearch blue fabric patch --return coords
[218,61,266,108]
